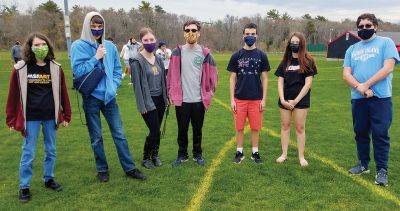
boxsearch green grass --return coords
[0,51,399,210]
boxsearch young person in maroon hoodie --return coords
[6,33,71,203]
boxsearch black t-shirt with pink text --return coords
[274,58,317,108]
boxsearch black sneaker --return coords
[44,179,62,192]
[152,156,163,167]
[251,152,263,164]
[126,169,146,180]
[375,168,388,187]
[193,156,205,166]
[19,188,30,203]
[348,163,370,175]
[172,155,189,166]
[233,151,244,164]
[97,172,109,182]
[142,159,155,169]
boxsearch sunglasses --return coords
[357,24,373,29]
[184,29,198,33]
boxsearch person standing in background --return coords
[11,41,22,63]
[156,40,172,75]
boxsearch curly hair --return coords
[183,20,201,31]
[22,33,55,64]
[357,13,378,27]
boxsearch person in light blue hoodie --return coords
[70,12,145,182]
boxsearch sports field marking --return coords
[186,126,250,211]
[268,78,343,82]
[261,127,400,207]
[187,97,400,211]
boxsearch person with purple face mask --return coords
[70,12,145,182]
[343,13,399,187]
[227,23,270,164]
[130,28,169,169]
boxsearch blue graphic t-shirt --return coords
[227,48,270,100]
[344,36,399,99]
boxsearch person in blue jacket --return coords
[70,12,145,182]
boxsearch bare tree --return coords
[1,1,399,51]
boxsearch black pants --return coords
[141,95,165,160]
[175,102,205,158]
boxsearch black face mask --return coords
[289,44,300,53]
[358,28,376,40]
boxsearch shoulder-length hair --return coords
[281,32,315,73]
[22,33,55,64]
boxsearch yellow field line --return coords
[186,126,250,211]
[260,127,400,207]
[186,97,244,211]
[187,97,400,211]
[213,97,231,111]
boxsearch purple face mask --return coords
[143,43,156,53]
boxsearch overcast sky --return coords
[11,0,400,23]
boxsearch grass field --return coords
[0,50,399,210]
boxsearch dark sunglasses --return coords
[357,24,373,29]
[184,29,198,33]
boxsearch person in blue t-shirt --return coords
[343,13,399,187]
[227,23,270,164]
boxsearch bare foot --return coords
[276,156,287,164]
[299,158,308,167]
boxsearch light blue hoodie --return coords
[70,11,122,104]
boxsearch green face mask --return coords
[32,46,49,60]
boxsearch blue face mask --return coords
[244,36,256,46]
[91,29,104,37]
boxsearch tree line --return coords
[1,0,399,52]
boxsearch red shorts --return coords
[234,99,263,131]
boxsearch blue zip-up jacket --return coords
[70,12,122,104]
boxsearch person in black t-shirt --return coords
[6,33,71,202]
[274,32,317,167]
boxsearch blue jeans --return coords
[352,97,392,170]
[82,96,136,172]
[20,120,56,189]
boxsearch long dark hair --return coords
[22,33,55,64]
[281,32,315,73]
